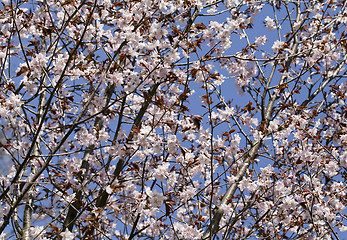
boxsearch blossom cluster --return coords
[0,0,346,239]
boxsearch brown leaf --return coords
[192,115,202,129]
[16,66,29,77]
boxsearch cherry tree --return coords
[0,0,347,239]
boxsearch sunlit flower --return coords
[265,16,276,30]
[272,40,284,52]
[255,35,268,45]
[146,188,166,208]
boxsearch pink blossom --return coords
[152,162,170,181]
[146,188,166,208]
[339,225,347,232]
[265,16,276,30]
[255,35,268,45]
[0,106,7,117]
[1,0,346,239]
[61,230,74,240]
[272,40,285,53]
[239,178,257,192]
[149,22,168,39]
[31,53,48,72]
[6,93,21,109]
[324,161,339,177]
[167,134,179,153]
[180,185,197,202]
[173,222,202,239]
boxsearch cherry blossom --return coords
[0,0,346,239]
[61,230,75,240]
[255,35,268,46]
[272,40,285,53]
[264,16,277,30]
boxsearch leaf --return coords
[195,23,207,30]
[154,96,164,107]
[276,0,281,9]
[179,105,189,112]
[16,66,29,77]
[165,202,172,216]
[178,91,189,101]
[313,65,320,71]
[179,146,189,157]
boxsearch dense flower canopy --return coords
[0,0,347,239]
